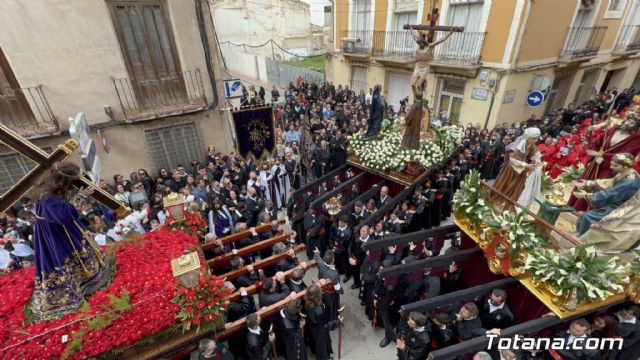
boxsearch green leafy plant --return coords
[559,164,585,184]
[453,170,493,227]
[525,245,629,303]
[486,208,547,260]
[541,171,555,192]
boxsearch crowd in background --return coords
[1,79,639,360]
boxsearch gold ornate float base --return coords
[348,154,427,186]
[454,215,627,319]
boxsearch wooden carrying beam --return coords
[335,179,386,219]
[380,247,482,279]
[364,224,459,251]
[402,24,464,32]
[216,278,333,340]
[292,164,347,199]
[356,147,463,232]
[206,233,290,268]
[309,171,366,209]
[427,295,627,360]
[219,244,306,281]
[226,259,317,303]
[400,277,519,314]
[201,221,285,251]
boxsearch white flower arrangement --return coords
[433,124,464,157]
[486,208,545,259]
[525,245,629,302]
[347,121,457,172]
[453,170,492,226]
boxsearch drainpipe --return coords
[195,0,219,107]
[483,70,504,130]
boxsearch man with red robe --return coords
[569,113,640,210]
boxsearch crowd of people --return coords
[1,78,640,360]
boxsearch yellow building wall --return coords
[488,68,556,128]
[421,0,440,24]
[594,5,624,51]
[374,0,388,32]
[329,55,353,85]
[481,0,517,64]
[517,0,576,63]
[336,0,349,48]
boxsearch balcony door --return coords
[565,4,598,51]
[389,12,417,54]
[352,0,373,49]
[0,47,35,128]
[109,1,186,109]
[439,1,483,60]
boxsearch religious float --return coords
[0,199,237,359]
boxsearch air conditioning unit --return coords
[341,38,358,52]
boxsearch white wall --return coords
[211,0,315,58]
[0,0,215,128]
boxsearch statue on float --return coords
[575,153,640,258]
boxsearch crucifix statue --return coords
[400,3,464,150]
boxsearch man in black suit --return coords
[313,248,342,295]
[553,318,600,360]
[616,306,640,360]
[330,215,352,282]
[304,207,324,258]
[477,288,514,330]
[245,313,275,360]
[245,187,264,227]
[349,200,369,227]
[375,186,391,209]
[396,311,431,360]
[454,302,500,341]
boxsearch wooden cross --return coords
[0,123,130,217]
[402,1,464,43]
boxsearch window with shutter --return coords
[144,123,202,171]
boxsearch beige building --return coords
[330,0,640,128]
[211,0,325,59]
[0,0,233,193]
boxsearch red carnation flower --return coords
[196,300,205,309]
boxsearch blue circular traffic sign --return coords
[527,91,545,107]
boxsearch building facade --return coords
[211,0,325,59]
[0,0,233,193]
[330,0,640,128]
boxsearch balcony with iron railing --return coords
[340,30,486,66]
[0,85,59,138]
[113,69,207,122]
[559,26,607,60]
[614,25,640,54]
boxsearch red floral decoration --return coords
[164,211,208,241]
[171,274,232,332]
[0,228,211,359]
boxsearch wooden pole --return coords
[201,220,285,251]
[226,260,317,303]
[206,233,290,268]
[218,244,306,280]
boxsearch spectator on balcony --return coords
[258,86,266,103]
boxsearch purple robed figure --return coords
[30,162,108,320]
